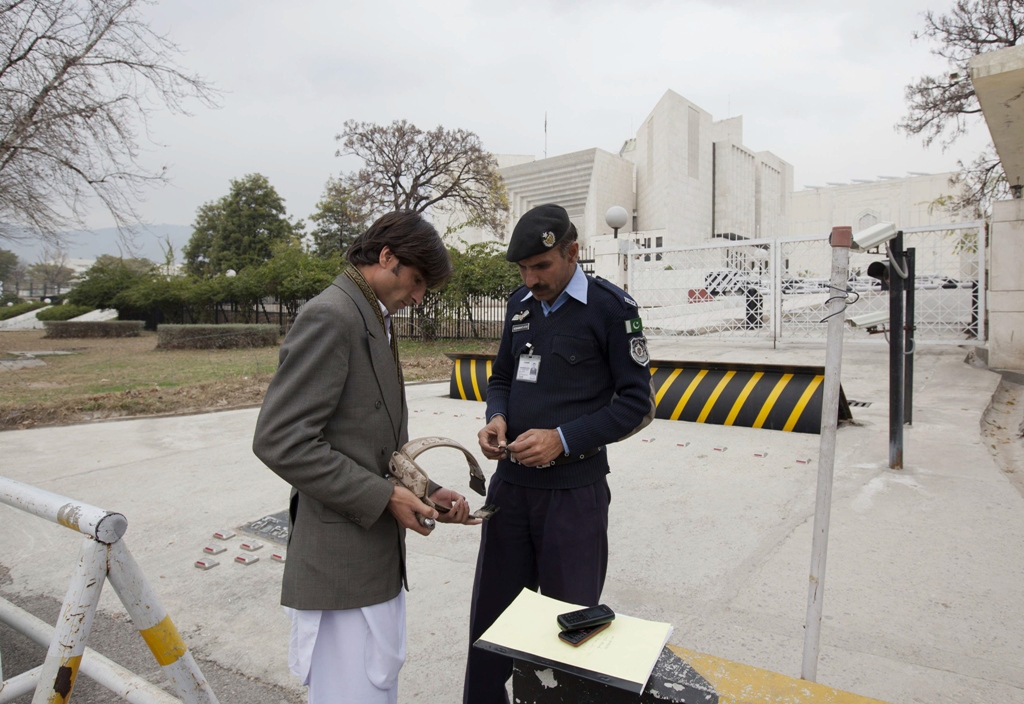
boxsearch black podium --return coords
[512,645,719,704]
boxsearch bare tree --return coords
[0,0,217,243]
[336,119,509,238]
[898,0,1024,216]
[27,245,75,291]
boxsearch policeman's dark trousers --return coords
[463,476,610,704]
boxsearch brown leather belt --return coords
[509,446,603,468]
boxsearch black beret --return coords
[506,204,573,262]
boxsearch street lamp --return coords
[605,206,628,239]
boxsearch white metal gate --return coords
[627,222,986,344]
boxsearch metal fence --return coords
[628,222,987,344]
[391,293,507,341]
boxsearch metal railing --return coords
[0,476,219,704]
[627,222,987,344]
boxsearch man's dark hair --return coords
[557,222,579,258]
[347,211,453,289]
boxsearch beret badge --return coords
[542,232,556,247]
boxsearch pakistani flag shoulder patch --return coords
[625,317,643,334]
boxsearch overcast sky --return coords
[90,0,994,232]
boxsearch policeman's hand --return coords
[386,484,438,536]
[478,415,508,460]
[505,428,563,467]
[429,487,483,525]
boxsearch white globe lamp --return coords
[605,206,629,239]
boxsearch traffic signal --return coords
[866,261,890,291]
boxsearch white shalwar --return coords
[286,591,406,704]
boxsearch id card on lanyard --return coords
[516,343,541,383]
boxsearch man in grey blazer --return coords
[254,211,477,704]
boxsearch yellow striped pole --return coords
[31,538,107,704]
[106,540,219,704]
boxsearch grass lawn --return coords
[0,330,497,430]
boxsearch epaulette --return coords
[590,275,640,312]
[507,284,529,302]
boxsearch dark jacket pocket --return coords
[552,335,597,365]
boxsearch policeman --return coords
[463,203,654,704]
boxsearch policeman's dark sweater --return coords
[486,277,652,490]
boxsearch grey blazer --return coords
[253,274,408,610]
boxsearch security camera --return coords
[847,310,889,329]
[851,222,898,252]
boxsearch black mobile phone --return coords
[556,603,615,631]
[558,622,611,647]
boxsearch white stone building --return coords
[444,89,793,251]
[789,173,962,237]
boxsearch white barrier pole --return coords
[31,538,108,704]
[0,476,127,544]
[0,667,40,702]
[801,226,851,681]
[106,540,219,704]
[0,597,181,704]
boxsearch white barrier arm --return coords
[0,598,181,704]
[0,666,40,703]
[0,476,127,544]
[31,538,108,704]
[106,540,220,704]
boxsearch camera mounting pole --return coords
[801,225,851,682]
[888,231,906,469]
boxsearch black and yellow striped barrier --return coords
[447,355,852,434]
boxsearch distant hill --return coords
[2,224,194,265]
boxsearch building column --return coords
[988,198,1024,370]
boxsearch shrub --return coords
[43,321,144,338]
[156,324,279,350]
[0,300,48,321]
[36,304,96,321]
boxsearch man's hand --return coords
[386,484,438,536]
[429,487,483,525]
[506,428,563,467]
[478,415,508,460]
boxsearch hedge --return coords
[0,300,49,321]
[43,321,144,338]
[36,305,96,322]
[156,324,279,350]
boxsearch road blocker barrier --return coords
[448,355,852,434]
[0,476,219,704]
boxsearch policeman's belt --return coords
[509,445,603,468]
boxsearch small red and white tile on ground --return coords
[240,540,263,552]
[235,554,260,566]
[194,558,219,570]
[271,552,286,563]
[212,530,235,540]
[203,545,226,555]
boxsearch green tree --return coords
[69,255,155,309]
[336,120,509,237]
[263,240,346,316]
[0,249,17,281]
[183,174,298,276]
[309,178,369,257]
[438,241,521,338]
[898,0,1024,216]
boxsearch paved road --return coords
[2,340,1023,703]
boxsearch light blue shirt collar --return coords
[520,264,587,315]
